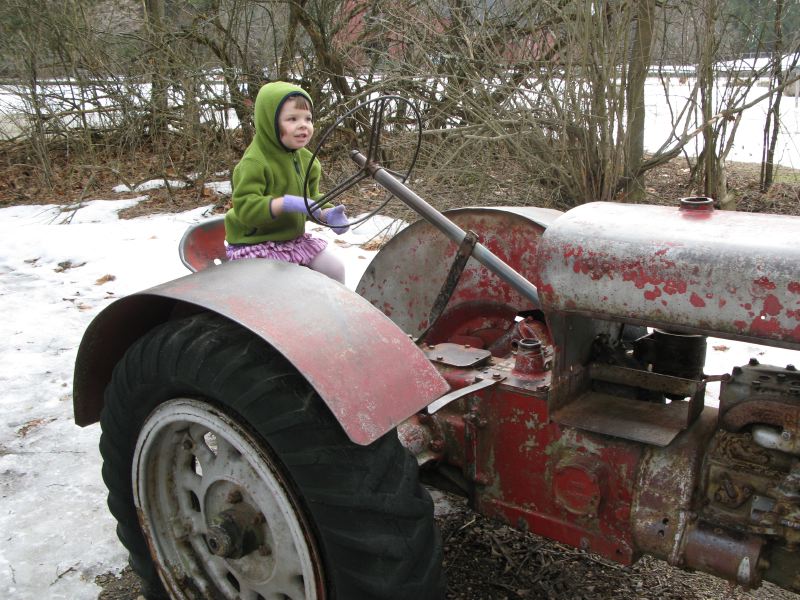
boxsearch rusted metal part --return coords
[178,215,227,272]
[426,378,500,414]
[417,230,479,344]
[723,399,800,433]
[714,470,755,508]
[552,453,606,517]
[680,196,715,212]
[422,342,492,368]
[463,404,489,485]
[535,201,800,350]
[703,429,800,556]
[720,360,800,432]
[512,338,546,376]
[631,409,718,566]
[397,413,444,464]
[73,260,449,444]
[553,389,705,447]
[457,388,642,564]
[589,363,703,398]
[752,425,800,455]
[357,207,561,339]
[682,522,765,588]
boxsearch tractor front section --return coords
[365,198,800,592]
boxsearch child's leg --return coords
[308,248,346,284]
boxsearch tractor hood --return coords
[535,200,800,350]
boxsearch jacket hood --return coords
[254,81,313,153]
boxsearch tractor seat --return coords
[178,215,227,272]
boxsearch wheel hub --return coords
[206,503,263,559]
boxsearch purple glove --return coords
[281,194,320,218]
[324,205,350,234]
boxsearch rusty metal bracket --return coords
[416,230,479,344]
[426,377,501,414]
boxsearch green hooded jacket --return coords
[224,81,328,245]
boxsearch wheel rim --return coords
[133,398,324,600]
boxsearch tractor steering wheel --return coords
[300,95,423,229]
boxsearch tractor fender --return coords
[357,206,563,336]
[73,259,450,445]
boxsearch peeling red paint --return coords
[644,287,661,301]
[733,320,747,331]
[620,264,686,295]
[789,282,800,294]
[762,294,783,317]
[690,293,706,308]
[538,284,555,296]
[718,298,727,308]
[750,315,782,335]
[564,245,583,259]
[662,279,687,295]
[754,276,777,290]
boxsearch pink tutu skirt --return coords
[226,233,327,266]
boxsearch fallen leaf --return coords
[17,417,55,437]
[361,238,389,251]
[712,344,729,351]
[54,260,86,273]
[95,274,116,285]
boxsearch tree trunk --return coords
[279,1,301,80]
[144,0,168,140]
[624,0,656,202]
[760,0,785,191]
[697,0,729,207]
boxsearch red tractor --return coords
[73,98,800,599]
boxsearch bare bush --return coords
[1,0,799,209]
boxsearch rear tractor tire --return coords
[99,313,444,599]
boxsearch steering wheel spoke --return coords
[304,95,422,230]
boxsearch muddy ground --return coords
[3,154,799,600]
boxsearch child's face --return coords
[278,101,314,150]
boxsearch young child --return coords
[224,81,349,283]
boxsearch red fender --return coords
[73,259,449,445]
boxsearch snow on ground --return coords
[0,188,797,599]
[0,196,391,599]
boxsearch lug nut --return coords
[207,526,237,557]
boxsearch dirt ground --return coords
[94,492,798,600]
[3,153,799,600]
